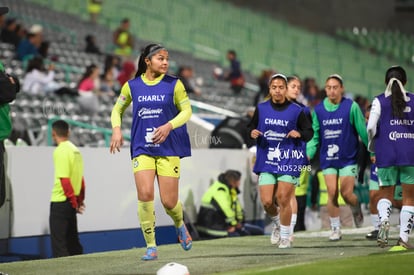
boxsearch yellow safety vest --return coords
[295,169,309,196]
[317,171,346,206]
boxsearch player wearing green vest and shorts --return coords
[307,74,368,241]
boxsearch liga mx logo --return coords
[267,143,281,161]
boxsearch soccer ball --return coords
[157,262,190,275]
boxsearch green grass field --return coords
[0,228,412,275]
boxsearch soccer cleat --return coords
[395,238,413,249]
[270,221,281,245]
[278,238,291,249]
[177,224,192,251]
[350,203,364,228]
[329,227,342,241]
[377,221,390,248]
[365,230,379,240]
[141,247,157,261]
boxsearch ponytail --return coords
[391,81,406,118]
[135,54,147,78]
[385,66,407,119]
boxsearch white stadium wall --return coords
[3,147,261,239]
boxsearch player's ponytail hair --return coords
[135,44,166,78]
[385,66,407,119]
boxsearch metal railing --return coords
[46,117,130,146]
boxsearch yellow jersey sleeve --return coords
[111,82,132,128]
[169,79,192,129]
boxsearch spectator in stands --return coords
[100,65,118,96]
[23,56,59,94]
[38,40,50,59]
[177,65,202,96]
[104,54,121,81]
[196,170,264,238]
[225,49,244,95]
[0,7,5,29]
[87,0,103,24]
[117,60,136,87]
[22,56,78,96]
[16,24,43,61]
[77,64,101,116]
[113,18,134,58]
[303,77,323,109]
[85,34,101,55]
[14,23,26,43]
[1,17,21,48]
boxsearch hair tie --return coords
[327,74,343,85]
[268,73,287,85]
[385,77,409,101]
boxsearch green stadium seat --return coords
[24,0,414,99]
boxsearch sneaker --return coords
[289,234,294,243]
[278,238,291,249]
[329,227,342,241]
[270,221,281,245]
[141,247,157,261]
[351,203,364,228]
[377,221,390,248]
[365,230,379,240]
[177,224,192,251]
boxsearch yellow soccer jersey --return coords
[51,141,84,202]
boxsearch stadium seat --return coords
[4,0,413,147]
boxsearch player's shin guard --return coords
[138,200,156,248]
